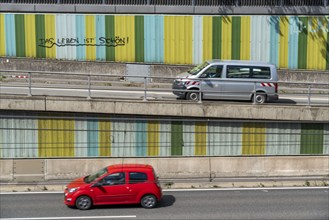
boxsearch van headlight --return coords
[68,187,79,193]
[175,80,185,86]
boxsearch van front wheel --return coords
[253,93,266,104]
[186,91,200,101]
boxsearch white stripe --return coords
[0,216,136,220]
[1,186,328,195]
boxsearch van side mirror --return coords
[92,182,103,187]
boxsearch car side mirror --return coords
[92,182,103,187]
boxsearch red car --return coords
[64,164,162,210]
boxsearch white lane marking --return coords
[1,186,328,195]
[0,216,136,220]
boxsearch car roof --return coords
[207,59,275,66]
[106,164,153,172]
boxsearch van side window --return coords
[129,172,148,184]
[200,65,222,78]
[102,172,125,186]
[227,66,251,78]
[251,67,271,79]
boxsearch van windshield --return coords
[189,61,209,75]
[84,167,108,183]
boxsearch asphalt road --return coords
[1,86,328,106]
[1,188,328,220]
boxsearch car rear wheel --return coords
[141,194,157,209]
[253,93,266,104]
[75,195,92,210]
[186,91,200,101]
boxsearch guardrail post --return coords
[253,82,256,104]
[28,72,32,97]
[307,85,311,106]
[198,79,202,104]
[143,76,147,101]
[87,75,91,100]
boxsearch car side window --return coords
[101,172,125,186]
[251,67,271,79]
[200,65,222,78]
[227,66,251,78]
[129,172,148,184]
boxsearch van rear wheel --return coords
[186,91,200,101]
[253,93,266,104]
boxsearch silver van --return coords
[172,59,279,104]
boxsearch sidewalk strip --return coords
[0,216,136,220]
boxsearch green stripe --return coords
[105,15,115,61]
[300,124,323,154]
[35,14,45,58]
[171,121,183,156]
[231,17,241,60]
[15,14,25,57]
[212,16,222,59]
[298,17,308,69]
[135,16,144,62]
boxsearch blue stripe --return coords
[144,15,164,63]
[136,121,147,156]
[87,120,98,156]
[76,15,86,60]
[269,16,279,66]
[288,16,299,69]
[5,14,16,56]
[96,15,105,61]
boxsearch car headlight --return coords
[68,187,79,193]
[175,80,185,86]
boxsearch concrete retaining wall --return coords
[1,156,328,182]
[1,58,328,83]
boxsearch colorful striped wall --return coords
[0,113,328,158]
[0,14,328,70]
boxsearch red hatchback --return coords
[64,164,162,210]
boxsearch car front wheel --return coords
[75,195,92,210]
[141,194,157,209]
[186,91,200,101]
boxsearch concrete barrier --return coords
[1,156,328,182]
[1,58,328,83]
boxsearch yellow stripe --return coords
[148,121,159,156]
[279,16,289,68]
[99,121,111,156]
[85,15,96,61]
[24,14,36,57]
[115,15,135,62]
[202,16,213,61]
[242,123,265,155]
[38,119,74,157]
[45,15,56,58]
[240,16,250,60]
[164,16,192,64]
[0,14,5,56]
[307,17,327,70]
[221,16,232,59]
[195,122,207,156]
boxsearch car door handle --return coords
[126,186,132,192]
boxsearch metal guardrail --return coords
[0,70,328,106]
[1,0,328,6]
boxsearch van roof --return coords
[207,59,275,66]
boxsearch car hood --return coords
[176,72,197,79]
[66,177,87,188]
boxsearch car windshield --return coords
[189,61,209,75]
[84,167,108,183]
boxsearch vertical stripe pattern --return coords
[0,14,328,70]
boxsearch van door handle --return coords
[126,186,132,192]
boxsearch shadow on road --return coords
[157,195,176,208]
